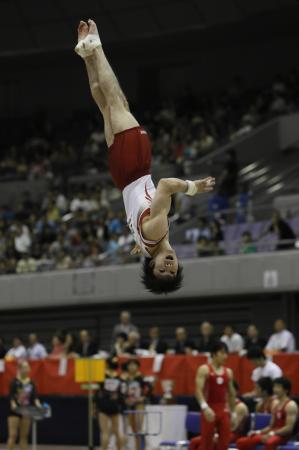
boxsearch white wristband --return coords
[75,34,102,58]
[185,180,197,196]
[200,401,209,410]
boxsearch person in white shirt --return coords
[220,324,244,353]
[244,348,282,397]
[6,337,27,360]
[27,333,48,360]
[266,319,296,353]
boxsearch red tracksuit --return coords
[236,399,291,450]
[200,364,231,450]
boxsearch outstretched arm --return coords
[142,177,215,240]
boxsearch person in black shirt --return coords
[94,358,124,450]
[121,359,151,450]
[77,329,98,357]
[244,324,266,352]
[7,360,41,450]
[197,321,217,353]
[264,210,296,250]
[141,327,168,354]
[174,327,195,354]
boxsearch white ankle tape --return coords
[185,180,197,196]
[75,34,102,58]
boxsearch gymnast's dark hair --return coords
[141,257,183,295]
[273,377,292,395]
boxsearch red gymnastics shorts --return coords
[108,126,152,191]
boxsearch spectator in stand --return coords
[240,231,257,254]
[244,324,266,352]
[0,336,7,358]
[16,253,37,274]
[64,332,79,358]
[244,348,282,397]
[174,327,195,355]
[124,331,141,355]
[218,149,239,198]
[198,321,216,353]
[6,337,27,360]
[49,334,65,359]
[266,319,296,353]
[112,311,138,342]
[185,217,211,244]
[261,210,296,250]
[141,327,168,354]
[220,325,244,353]
[255,377,276,413]
[235,183,252,224]
[77,330,98,357]
[111,333,127,357]
[197,236,213,257]
[209,220,224,242]
[27,333,47,359]
[14,225,31,255]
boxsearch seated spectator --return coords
[210,239,225,256]
[174,327,195,355]
[197,236,213,257]
[123,331,141,355]
[209,220,224,242]
[0,336,6,358]
[255,377,276,413]
[185,217,211,244]
[111,332,127,357]
[64,332,79,358]
[244,324,266,352]
[220,325,244,353]
[244,348,282,397]
[198,321,217,353]
[112,311,138,342]
[240,231,257,254]
[49,334,65,359]
[141,327,168,354]
[6,336,27,360]
[77,330,98,357]
[236,378,298,450]
[14,225,31,255]
[16,253,37,274]
[266,319,296,353]
[27,333,47,359]
[261,210,296,250]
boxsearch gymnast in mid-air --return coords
[75,19,215,294]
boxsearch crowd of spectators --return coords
[0,312,296,362]
[0,70,298,275]
[1,71,299,181]
[184,209,298,257]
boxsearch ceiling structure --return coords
[0,0,297,56]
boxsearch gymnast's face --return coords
[151,251,179,278]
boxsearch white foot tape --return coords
[75,34,101,58]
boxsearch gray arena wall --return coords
[0,251,298,349]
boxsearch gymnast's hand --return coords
[130,244,141,255]
[194,177,216,194]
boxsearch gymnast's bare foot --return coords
[77,21,89,42]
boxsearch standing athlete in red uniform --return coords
[236,377,298,450]
[195,342,236,450]
[75,19,215,294]
[189,381,249,450]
